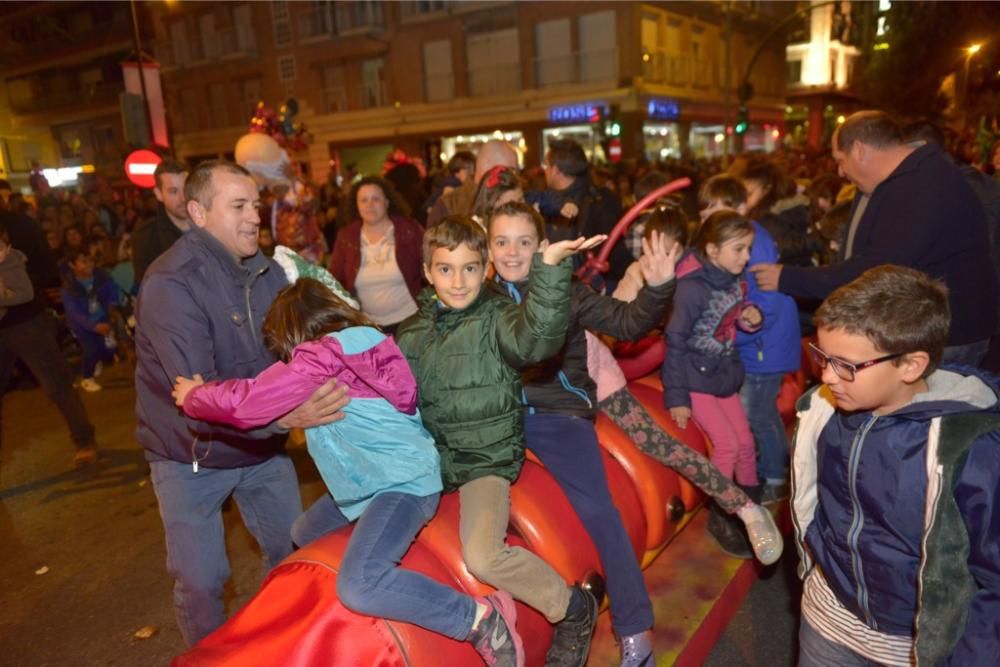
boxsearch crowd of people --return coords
[1,108,999,666]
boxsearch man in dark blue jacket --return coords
[752,110,998,367]
[135,161,347,646]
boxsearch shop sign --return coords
[647,98,680,121]
[549,103,606,125]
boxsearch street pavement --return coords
[0,361,799,666]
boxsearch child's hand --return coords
[670,406,691,429]
[541,235,607,266]
[172,374,205,407]
[638,231,682,287]
[559,201,579,219]
[740,304,763,329]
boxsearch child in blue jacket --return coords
[61,247,120,392]
[795,265,1000,666]
[698,175,801,553]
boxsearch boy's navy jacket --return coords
[492,273,675,419]
[736,221,801,374]
[134,226,290,469]
[791,366,1000,665]
[61,268,119,336]
[662,251,757,408]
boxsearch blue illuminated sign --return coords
[548,103,606,125]
[647,98,680,121]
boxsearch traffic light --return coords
[735,106,749,135]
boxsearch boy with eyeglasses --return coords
[794,264,1000,666]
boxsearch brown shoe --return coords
[74,447,98,467]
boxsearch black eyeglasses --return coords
[807,342,903,382]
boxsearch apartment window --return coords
[466,28,520,97]
[787,59,802,84]
[321,64,348,112]
[361,58,385,108]
[535,19,571,87]
[241,77,262,120]
[221,5,257,56]
[278,55,297,82]
[273,1,292,46]
[423,40,454,102]
[298,0,333,40]
[169,21,190,66]
[335,1,384,33]
[208,82,228,127]
[578,11,616,83]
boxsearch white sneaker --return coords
[80,378,102,393]
[737,503,783,565]
[93,361,103,378]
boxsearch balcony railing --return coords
[335,2,385,35]
[424,71,455,103]
[533,48,618,88]
[320,87,348,114]
[359,81,388,109]
[218,25,257,58]
[643,50,721,90]
[468,62,521,97]
[9,81,123,114]
[153,30,256,70]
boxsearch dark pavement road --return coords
[0,361,799,666]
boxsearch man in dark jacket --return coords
[543,139,628,286]
[751,110,998,366]
[135,161,347,646]
[0,205,99,466]
[132,159,189,285]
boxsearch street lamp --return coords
[962,43,983,129]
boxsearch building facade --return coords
[0,1,151,190]
[149,1,791,182]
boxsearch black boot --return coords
[706,502,752,559]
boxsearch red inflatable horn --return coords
[575,177,692,284]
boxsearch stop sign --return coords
[125,149,162,188]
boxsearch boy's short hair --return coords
[814,265,949,376]
[423,215,489,266]
[699,175,747,209]
[486,201,545,242]
[447,151,475,176]
[545,139,588,178]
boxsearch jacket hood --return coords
[897,366,1000,418]
[675,249,736,289]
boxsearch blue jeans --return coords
[525,412,653,637]
[293,491,477,640]
[76,328,114,378]
[738,372,790,484]
[799,618,886,666]
[149,454,302,646]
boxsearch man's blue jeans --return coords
[293,491,477,640]
[738,372,790,484]
[799,618,886,666]
[149,454,302,646]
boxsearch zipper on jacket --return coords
[244,265,267,347]
[846,414,878,628]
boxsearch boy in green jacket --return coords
[396,209,605,667]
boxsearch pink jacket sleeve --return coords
[183,340,343,429]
